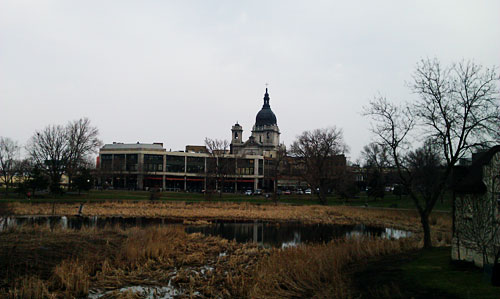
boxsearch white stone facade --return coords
[452,148,500,267]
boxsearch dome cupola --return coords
[255,88,277,127]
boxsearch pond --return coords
[0,216,411,248]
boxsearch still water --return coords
[0,216,411,248]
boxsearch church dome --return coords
[255,88,277,127]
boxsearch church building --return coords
[230,88,280,157]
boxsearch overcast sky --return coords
[1,0,499,161]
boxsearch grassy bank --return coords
[0,189,452,211]
[5,201,451,238]
[1,222,488,297]
[1,225,423,298]
[353,247,499,298]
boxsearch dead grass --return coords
[52,259,90,297]
[250,238,418,298]
[1,202,451,297]
[8,201,451,234]
[0,225,269,298]
[5,276,54,299]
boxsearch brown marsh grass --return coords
[0,224,424,298]
[250,238,418,298]
[0,225,268,298]
[9,201,451,234]
[1,202,451,297]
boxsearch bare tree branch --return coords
[0,137,20,196]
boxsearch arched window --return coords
[234,132,238,138]
[267,132,270,139]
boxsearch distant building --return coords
[230,88,280,157]
[97,142,264,192]
[452,145,500,267]
[97,87,349,194]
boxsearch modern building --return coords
[97,143,265,192]
[97,88,283,192]
[97,88,349,194]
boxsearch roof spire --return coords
[263,86,270,108]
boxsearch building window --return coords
[187,157,205,174]
[237,159,254,175]
[113,154,125,171]
[126,154,138,171]
[166,155,185,173]
[144,154,163,172]
[101,154,113,170]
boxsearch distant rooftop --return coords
[101,143,165,151]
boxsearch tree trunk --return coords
[420,212,433,248]
[452,190,460,259]
[318,187,327,205]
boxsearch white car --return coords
[305,189,312,195]
[245,190,253,196]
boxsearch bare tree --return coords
[290,127,348,205]
[362,142,391,170]
[66,118,102,190]
[16,158,49,197]
[406,141,443,204]
[361,142,391,200]
[364,58,500,248]
[0,137,20,196]
[272,144,287,203]
[27,125,69,193]
[263,144,287,204]
[204,138,230,198]
[27,118,102,194]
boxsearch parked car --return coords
[245,190,253,196]
[305,189,312,195]
[296,189,304,195]
[254,189,262,195]
[284,190,291,195]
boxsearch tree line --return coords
[203,58,499,250]
[2,58,498,251]
[0,118,102,196]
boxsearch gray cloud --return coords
[1,0,499,160]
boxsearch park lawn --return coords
[0,189,453,212]
[355,247,498,298]
[401,247,498,299]
[331,193,453,211]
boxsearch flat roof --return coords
[101,143,165,151]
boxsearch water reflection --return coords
[186,222,410,248]
[0,216,411,248]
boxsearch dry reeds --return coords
[250,238,418,298]
[1,203,446,298]
[120,226,183,267]
[52,259,90,297]
[5,276,54,299]
[0,224,271,298]
[8,201,451,235]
